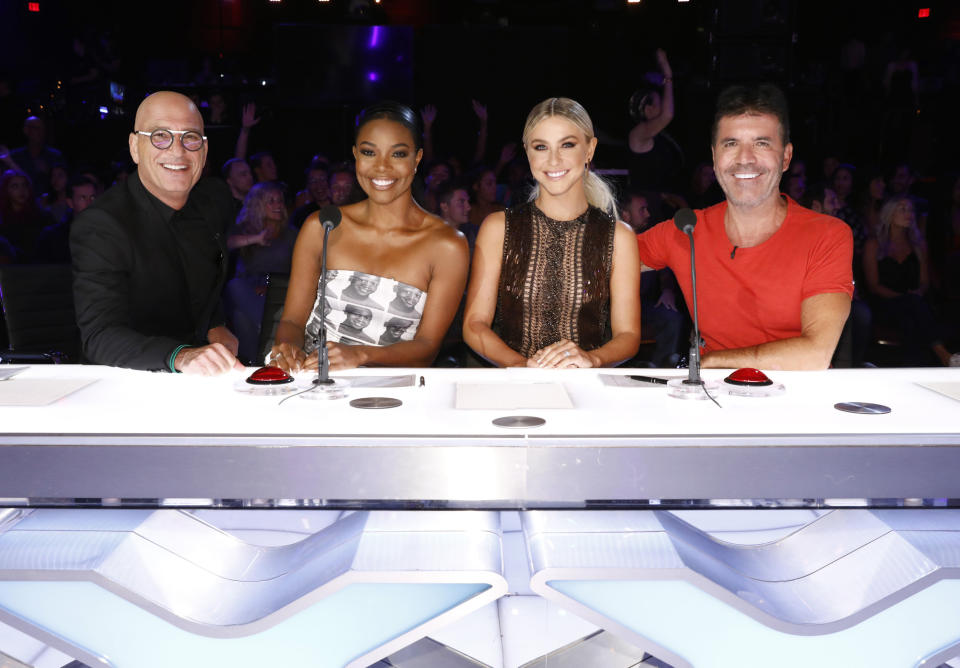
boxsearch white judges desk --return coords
[0,365,959,668]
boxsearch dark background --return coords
[1,0,958,188]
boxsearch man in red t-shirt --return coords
[637,84,853,370]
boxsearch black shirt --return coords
[71,172,232,371]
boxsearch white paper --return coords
[917,382,960,404]
[0,378,97,406]
[455,382,573,410]
[336,374,416,388]
[0,367,28,381]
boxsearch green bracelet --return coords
[168,344,190,373]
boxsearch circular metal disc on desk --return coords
[350,397,402,409]
[492,416,545,428]
[834,401,891,414]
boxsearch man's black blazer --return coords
[70,172,233,371]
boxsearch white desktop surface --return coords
[1,365,958,505]
[0,364,957,440]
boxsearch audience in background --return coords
[8,116,65,195]
[467,168,504,229]
[862,195,955,366]
[858,165,887,238]
[621,190,683,368]
[35,175,98,263]
[289,160,332,229]
[419,159,452,214]
[2,24,958,369]
[0,169,55,262]
[437,181,475,249]
[40,164,71,223]
[225,181,298,364]
[628,50,683,195]
[250,151,279,184]
[222,158,254,211]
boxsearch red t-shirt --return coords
[636,198,854,354]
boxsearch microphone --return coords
[314,206,342,390]
[668,208,712,399]
[674,207,697,235]
[318,205,342,232]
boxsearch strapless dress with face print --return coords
[304,270,427,352]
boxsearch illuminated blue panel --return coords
[548,579,960,668]
[0,581,489,668]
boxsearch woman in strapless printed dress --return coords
[268,101,469,372]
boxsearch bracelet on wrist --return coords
[168,344,190,373]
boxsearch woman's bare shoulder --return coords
[476,210,506,240]
[426,214,469,255]
[613,218,637,240]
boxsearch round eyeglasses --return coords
[135,129,207,152]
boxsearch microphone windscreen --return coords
[318,205,342,229]
[674,208,697,234]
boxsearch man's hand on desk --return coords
[175,343,244,375]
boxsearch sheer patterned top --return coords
[494,202,616,358]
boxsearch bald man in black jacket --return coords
[71,91,243,374]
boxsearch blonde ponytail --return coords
[584,169,618,220]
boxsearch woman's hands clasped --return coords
[268,342,368,373]
[527,339,599,369]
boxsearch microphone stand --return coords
[684,231,704,388]
[304,220,346,400]
[666,209,718,402]
[314,223,334,388]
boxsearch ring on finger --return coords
[563,350,571,358]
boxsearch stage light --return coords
[28,2,40,12]
[918,8,930,18]
[627,0,641,4]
